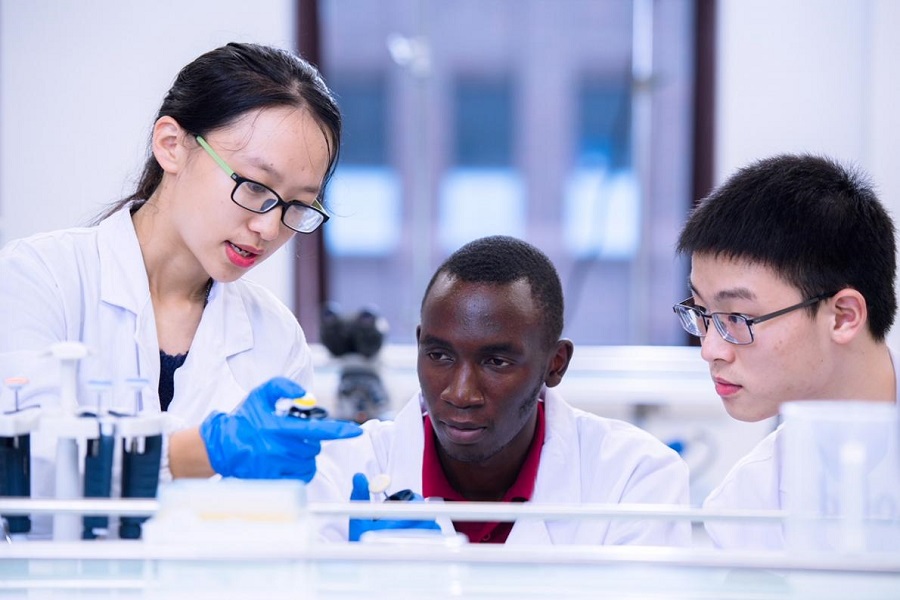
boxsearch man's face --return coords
[416,275,552,466]
[690,253,832,421]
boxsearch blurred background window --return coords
[320,0,697,345]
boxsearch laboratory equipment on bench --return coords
[320,303,391,423]
[781,400,900,554]
[1,377,39,536]
[25,343,165,541]
[142,478,311,548]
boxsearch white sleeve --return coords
[0,239,69,411]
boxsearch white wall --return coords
[716,0,900,348]
[0,0,298,307]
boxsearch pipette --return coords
[368,473,419,502]
[44,341,92,540]
[4,377,28,413]
[118,378,162,539]
[286,392,328,420]
[49,342,89,415]
[81,380,115,539]
[368,473,392,501]
[125,377,150,415]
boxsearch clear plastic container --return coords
[780,400,900,554]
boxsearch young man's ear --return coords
[544,339,574,388]
[151,116,189,174]
[829,288,867,344]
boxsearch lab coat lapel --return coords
[506,389,581,545]
[388,393,458,534]
[97,210,150,315]
[385,394,427,493]
[173,282,254,418]
[97,210,254,418]
[96,210,160,404]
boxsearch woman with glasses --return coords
[674,154,898,550]
[0,43,361,538]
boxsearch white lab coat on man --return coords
[702,351,900,550]
[310,387,691,546]
[0,207,313,536]
[701,427,784,550]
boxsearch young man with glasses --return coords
[673,154,898,549]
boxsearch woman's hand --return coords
[199,377,362,481]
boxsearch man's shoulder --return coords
[546,391,682,462]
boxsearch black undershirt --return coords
[158,350,187,412]
[156,278,212,412]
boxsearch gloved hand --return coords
[348,472,442,542]
[199,377,362,481]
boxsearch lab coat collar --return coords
[506,387,580,545]
[385,394,428,493]
[96,207,254,358]
[890,347,900,404]
[381,390,583,544]
[97,208,152,314]
[531,387,582,503]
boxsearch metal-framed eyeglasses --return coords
[672,291,838,345]
[195,135,330,234]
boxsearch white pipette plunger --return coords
[44,342,94,540]
[49,341,89,415]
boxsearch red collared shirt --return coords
[421,402,546,544]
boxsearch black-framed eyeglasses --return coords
[672,291,838,345]
[195,135,330,234]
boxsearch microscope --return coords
[320,303,391,424]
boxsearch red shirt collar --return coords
[422,400,546,543]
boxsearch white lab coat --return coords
[701,427,784,550]
[0,208,313,536]
[309,387,691,546]
[702,350,900,550]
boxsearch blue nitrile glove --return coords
[348,472,442,542]
[199,377,362,481]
